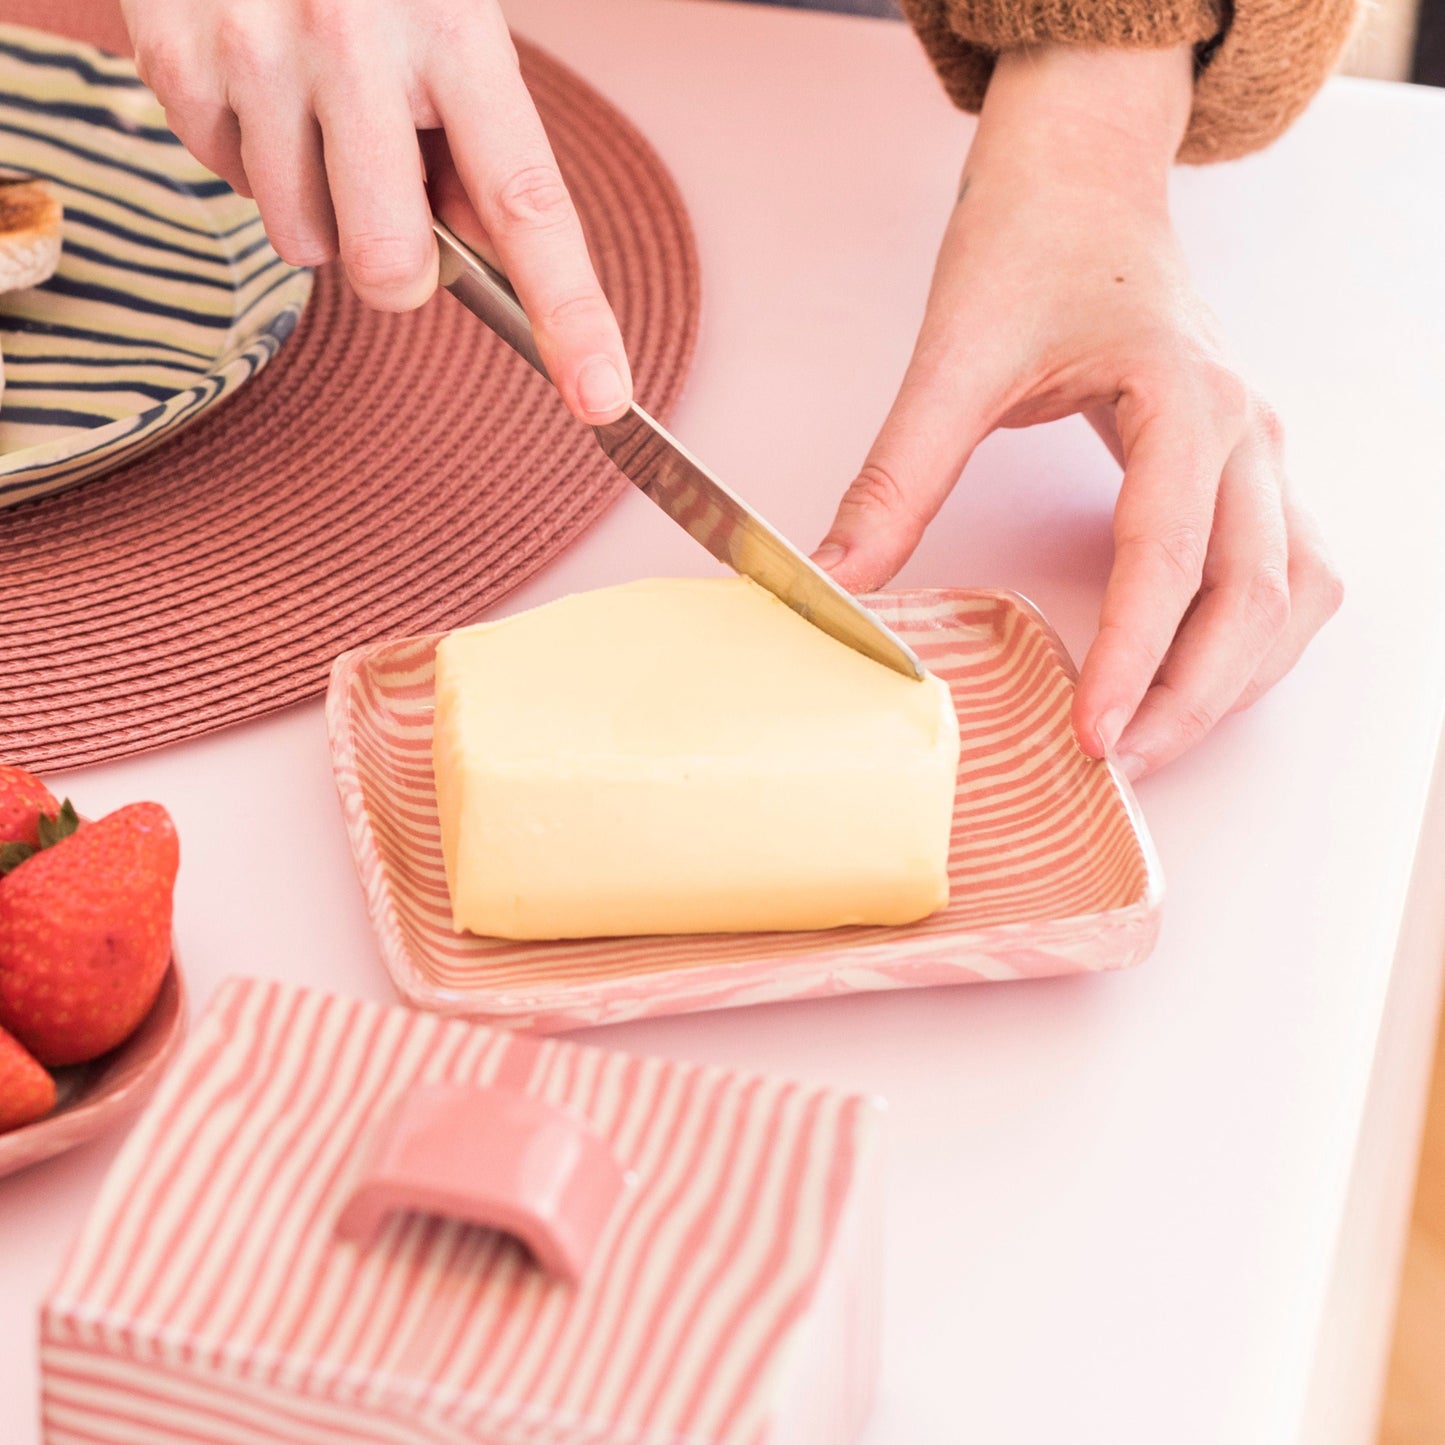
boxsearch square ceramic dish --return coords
[44,977,883,1445]
[326,588,1163,1032]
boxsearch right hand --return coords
[121,0,633,423]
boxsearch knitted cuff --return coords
[900,0,1358,162]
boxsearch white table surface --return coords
[5,3,1445,1442]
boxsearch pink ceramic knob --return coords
[336,1083,628,1285]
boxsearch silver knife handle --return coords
[434,220,550,380]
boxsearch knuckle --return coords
[1243,565,1291,634]
[1168,691,1217,747]
[343,233,432,299]
[1119,526,1208,592]
[1311,557,1346,617]
[139,39,194,105]
[215,10,274,79]
[1252,397,1286,456]
[1116,365,1172,427]
[1231,680,1265,715]
[539,289,613,337]
[1291,532,1346,618]
[1324,568,1346,616]
[422,8,474,56]
[1202,364,1250,429]
[298,0,352,45]
[840,463,919,524]
[490,164,573,232]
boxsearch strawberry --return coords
[0,763,59,849]
[0,802,178,1067]
[0,1022,56,1132]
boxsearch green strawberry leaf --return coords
[1,800,81,876]
[36,799,80,850]
[0,841,37,874]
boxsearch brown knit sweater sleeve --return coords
[899,0,1359,161]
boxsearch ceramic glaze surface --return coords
[327,588,1163,1030]
[43,977,882,1444]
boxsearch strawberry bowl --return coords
[0,953,184,1180]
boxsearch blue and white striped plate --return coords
[0,25,311,509]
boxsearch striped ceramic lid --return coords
[44,979,881,1444]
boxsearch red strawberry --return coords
[0,1022,56,1132]
[0,802,178,1067]
[0,764,59,849]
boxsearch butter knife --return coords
[433,220,924,682]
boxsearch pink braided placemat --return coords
[0,40,699,772]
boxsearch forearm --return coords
[974,44,1193,193]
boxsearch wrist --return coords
[972,43,1193,197]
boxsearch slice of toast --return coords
[0,176,64,413]
[0,177,62,294]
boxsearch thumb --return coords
[812,358,996,593]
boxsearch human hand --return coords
[813,43,1342,779]
[121,0,632,423]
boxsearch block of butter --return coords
[433,577,959,940]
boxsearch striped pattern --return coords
[0,26,311,507]
[43,977,883,1445]
[326,588,1164,1031]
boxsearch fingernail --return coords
[1116,752,1146,781]
[813,543,846,571]
[1097,706,1129,754]
[577,356,627,418]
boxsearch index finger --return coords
[1073,383,1241,756]
[428,40,631,424]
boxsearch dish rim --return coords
[327,586,1166,1023]
[0,952,186,1179]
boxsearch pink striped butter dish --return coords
[42,977,884,1445]
[327,588,1164,1032]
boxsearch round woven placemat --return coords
[0,40,699,774]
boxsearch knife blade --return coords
[433,220,925,682]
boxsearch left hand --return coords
[812,42,1342,780]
